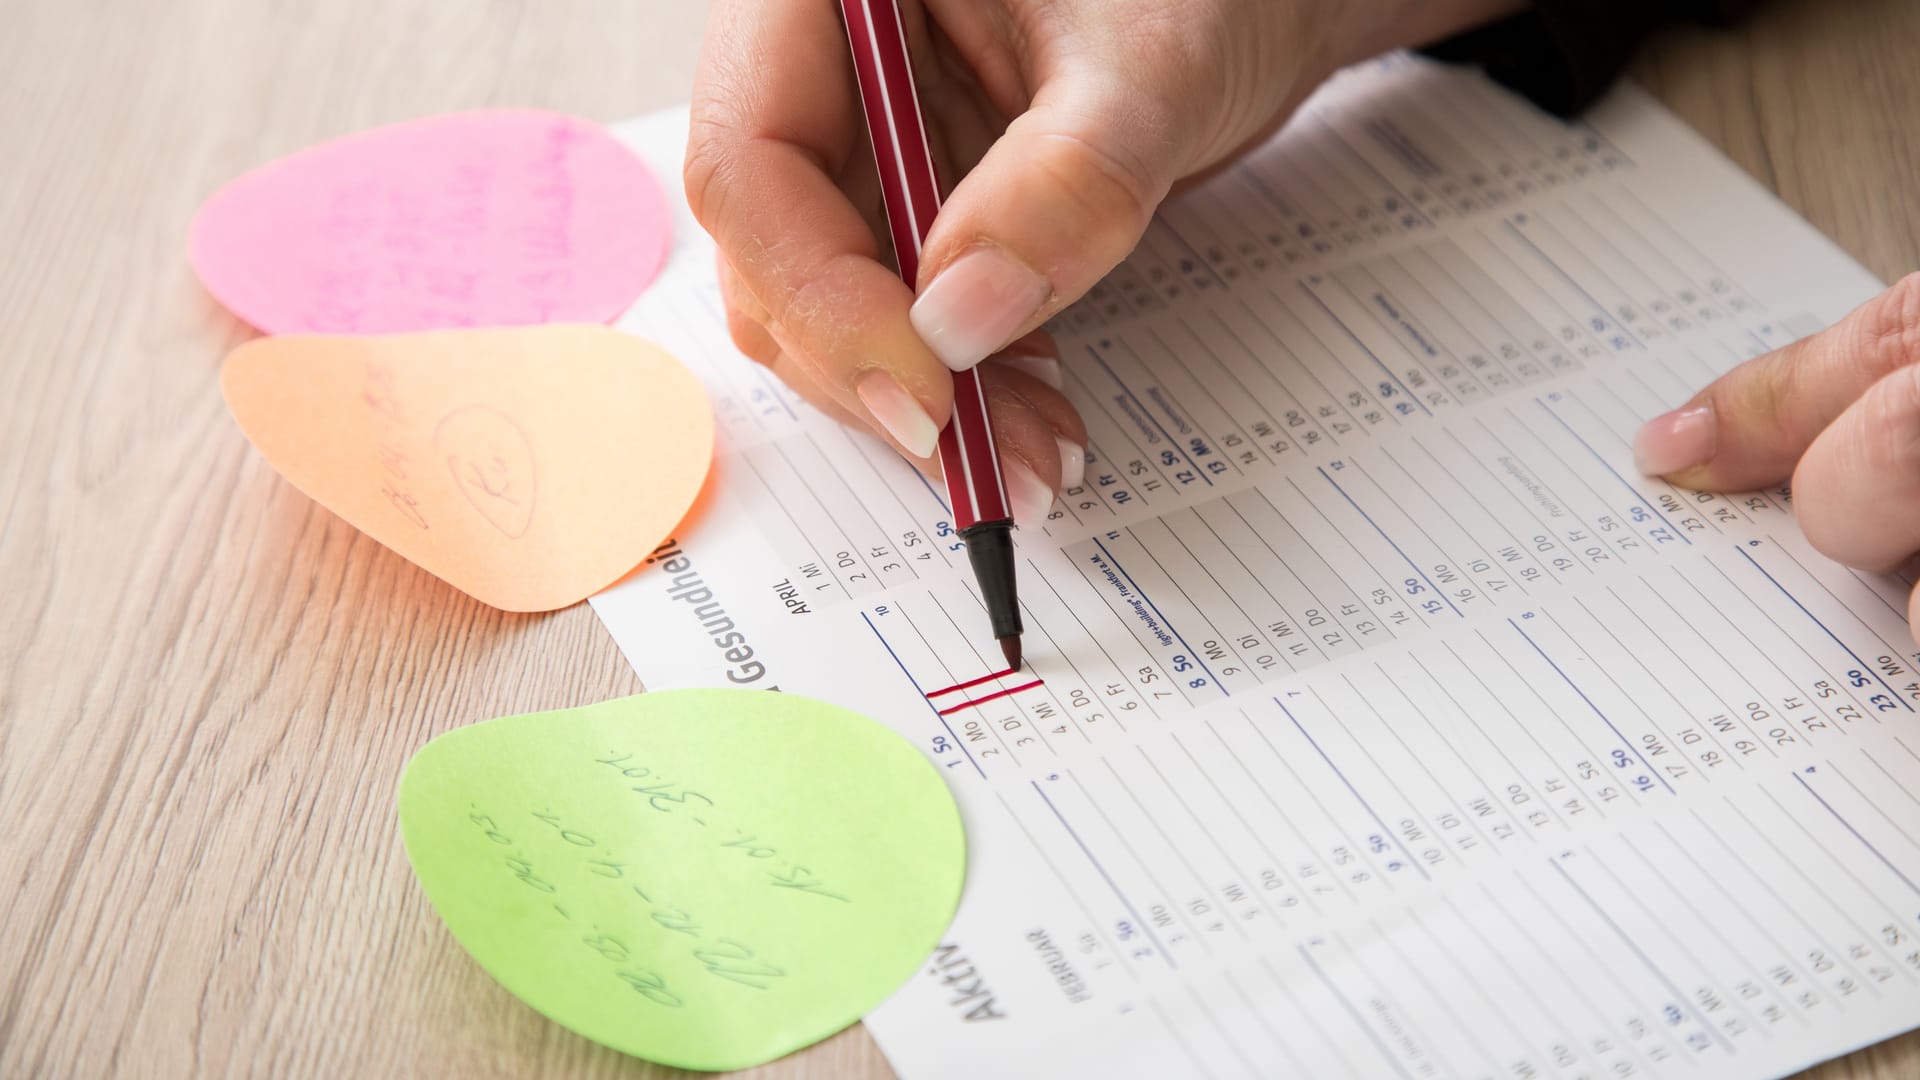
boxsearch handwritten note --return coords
[188,110,670,334]
[221,326,712,611]
[398,690,967,1071]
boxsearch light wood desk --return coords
[3,0,1916,1075]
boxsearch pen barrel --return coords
[837,0,939,282]
[936,368,1010,527]
[838,0,1011,528]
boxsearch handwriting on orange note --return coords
[360,356,434,530]
[436,405,538,539]
[223,326,711,611]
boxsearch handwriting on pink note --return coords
[189,110,670,335]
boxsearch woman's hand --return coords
[686,0,1524,522]
[1636,273,1920,637]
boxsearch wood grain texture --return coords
[0,0,1914,1076]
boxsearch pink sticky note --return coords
[189,110,670,334]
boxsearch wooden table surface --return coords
[3,0,1917,1075]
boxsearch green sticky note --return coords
[398,689,967,1071]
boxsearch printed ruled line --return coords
[860,611,985,779]
[1548,855,1736,1054]
[1793,770,1920,899]
[1532,396,1684,545]
[1737,545,1914,712]
[1507,617,1674,793]
[1296,944,1417,1080]
[1275,696,1431,881]
[1029,780,1176,969]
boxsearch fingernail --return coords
[911,248,1051,372]
[1005,459,1055,526]
[1633,404,1715,476]
[856,370,941,459]
[999,352,1064,389]
[1055,437,1086,489]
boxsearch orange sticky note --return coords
[222,326,713,612]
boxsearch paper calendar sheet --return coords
[594,55,1918,1079]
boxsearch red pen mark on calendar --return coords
[925,669,1020,699]
[936,679,1045,715]
[925,670,1047,716]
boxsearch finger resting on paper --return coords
[1792,363,1920,572]
[1646,273,1920,490]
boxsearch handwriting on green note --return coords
[399,690,966,1072]
[591,750,849,901]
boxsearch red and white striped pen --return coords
[838,0,1025,670]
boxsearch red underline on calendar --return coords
[924,668,1020,699]
[936,679,1045,716]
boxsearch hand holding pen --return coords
[681,0,1525,507]
[682,0,1542,660]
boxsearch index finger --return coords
[684,0,955,443]
[1635,274,1920,490]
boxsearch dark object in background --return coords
[1428,0,1765,116]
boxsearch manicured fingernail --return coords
[999,352,1064,389]
[1005,459,1055,526]
[856,370,940,458]
[1056,437,1086,489]
[1633,404,1715,476]
[911,248,1051,372]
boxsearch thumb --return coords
[908,69,1188,372]
[1634,272,1920,491]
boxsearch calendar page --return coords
[593,55,1918,1080]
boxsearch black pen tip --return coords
[999,635,1023,671]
